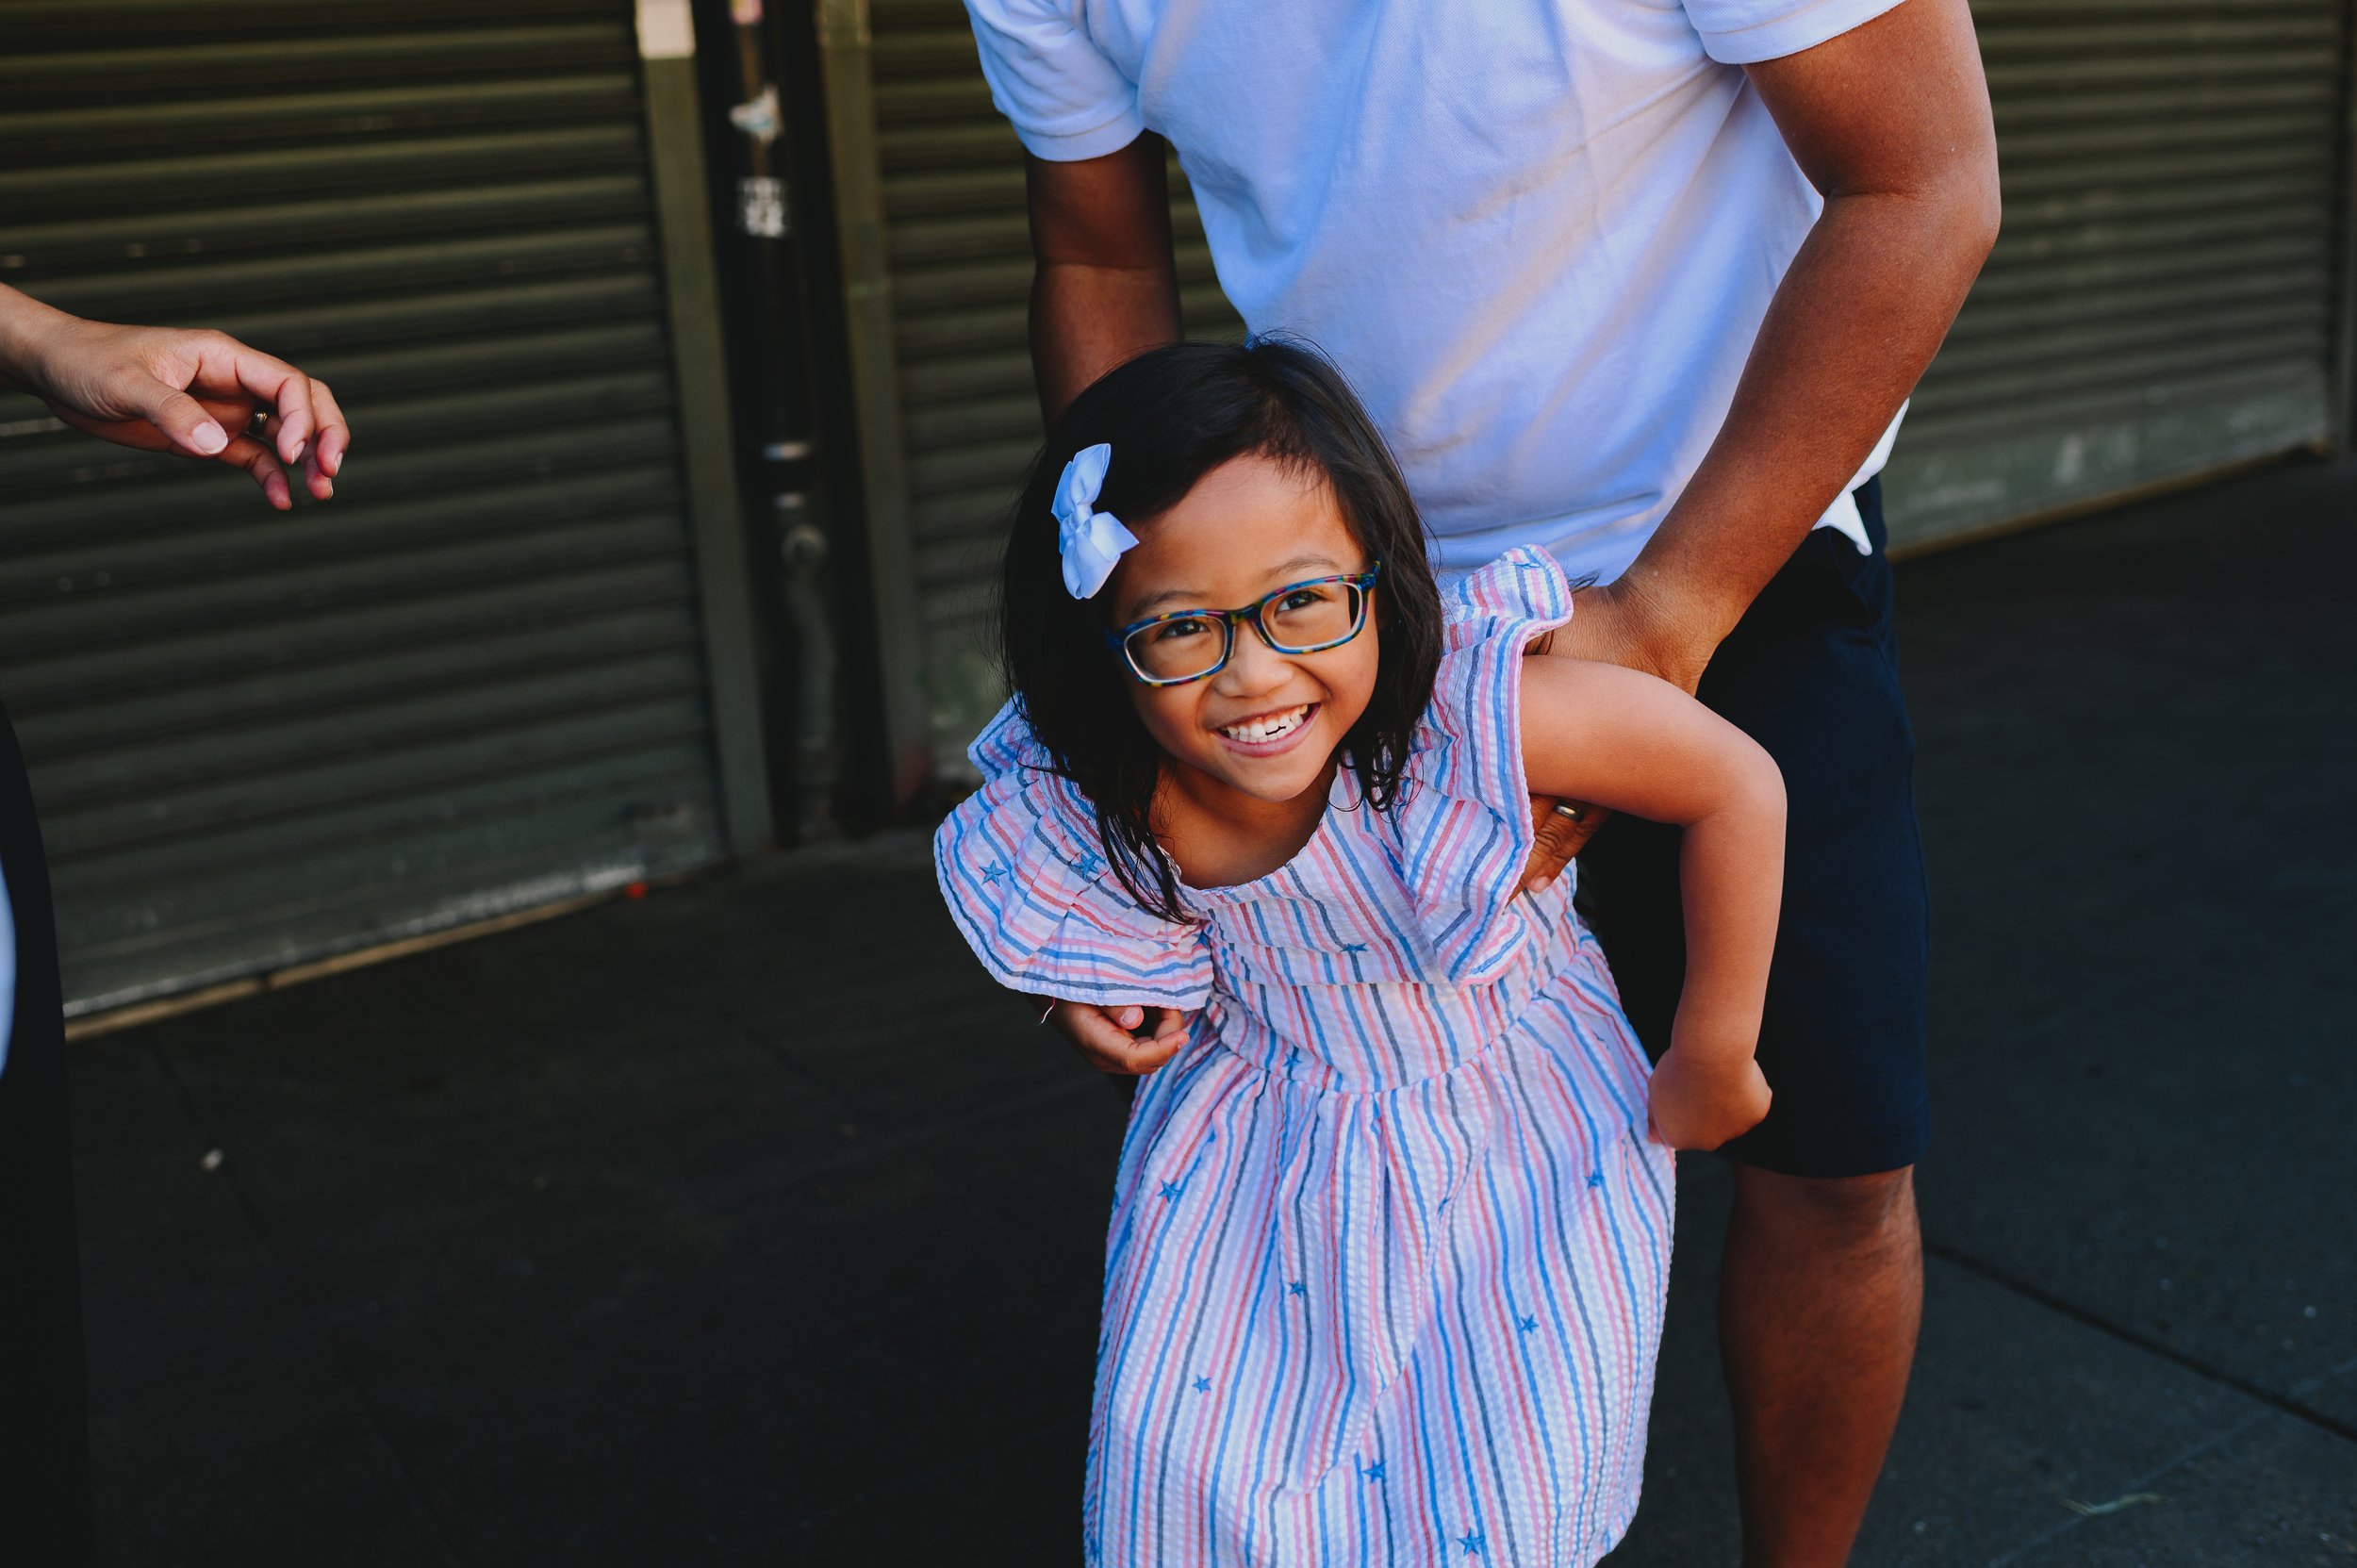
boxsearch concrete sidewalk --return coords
[67,458,2357,1566]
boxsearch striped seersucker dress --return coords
[936,549,1674,1567]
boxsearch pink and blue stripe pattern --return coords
[936,549,1675,1566]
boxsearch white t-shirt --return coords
[965,0,1906,582]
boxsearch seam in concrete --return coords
[1980,1352,2357,1568]
[1927,1239,2357,1447]
[67,870,715,1042]
[1980,1403,2280,1568]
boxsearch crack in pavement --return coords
[1925,1240,2357,1447]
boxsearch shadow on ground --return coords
[69,458,2357,1565]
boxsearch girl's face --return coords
[1105,453,1381,807]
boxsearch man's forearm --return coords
[1616,0,2001,655]
[1024,135,1187,424]
[1618,179,1998,648]
[1030,259,1183,424]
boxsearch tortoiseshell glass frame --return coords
[1103,566,1381,687]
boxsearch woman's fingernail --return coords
[191,421,227,455]
[1530,876,1553,895]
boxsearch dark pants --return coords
[0,699,97,1562]
[1578,478,1933,1178]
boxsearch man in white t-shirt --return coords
[971,0,1998,1558]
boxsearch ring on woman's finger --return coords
[1550,801,1586,823]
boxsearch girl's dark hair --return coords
[999,338,1444,923]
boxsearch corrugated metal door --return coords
[0,0,752,1014]
[1885,0,2350,544]
[862,0,1241,759]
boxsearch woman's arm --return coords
[1522,654,1785,1148]
[0,282,346,508]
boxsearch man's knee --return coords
[1733,1163,1919,1255]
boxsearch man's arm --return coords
[1525,0,1997,875]
[1026,132,1186,423]
[1024,134,1190,1067]
[1556,0,1997,688]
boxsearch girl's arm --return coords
[1521,655,1786,1149]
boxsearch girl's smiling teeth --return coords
[1217,702,1317,745]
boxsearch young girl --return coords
[935,341,1783,1567]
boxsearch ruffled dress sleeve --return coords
[933,701,1216,1009]
[1391,546,1576,984]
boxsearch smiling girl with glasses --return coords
[934,338,1786,1566]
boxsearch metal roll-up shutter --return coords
[864,0,1241,758]
[0,0,755,1015]
[1886,0,2350,545]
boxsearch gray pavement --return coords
[65,456,2357,1565]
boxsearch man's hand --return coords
[1516,0,1997,899]
[1524,794,1600,895]
[1589,0,1998,654]
[1548,573,1716,697]
[1034,997,1194,1076]
[0,289,347,510]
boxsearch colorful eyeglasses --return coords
[1104,567,1380,686]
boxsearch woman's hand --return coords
[1032,997,1193,1075]
[1646,1046,1772,1150]
[0,288,347,509]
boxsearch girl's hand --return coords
[1645,1046,1772,1151]
[1031,997,1193,1075]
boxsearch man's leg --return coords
[1721,1164,1921,1568]
[1579,480,1930,1563]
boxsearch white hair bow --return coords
[1053,442,1138,600]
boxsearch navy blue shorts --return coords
[1576,478,1930,1179]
